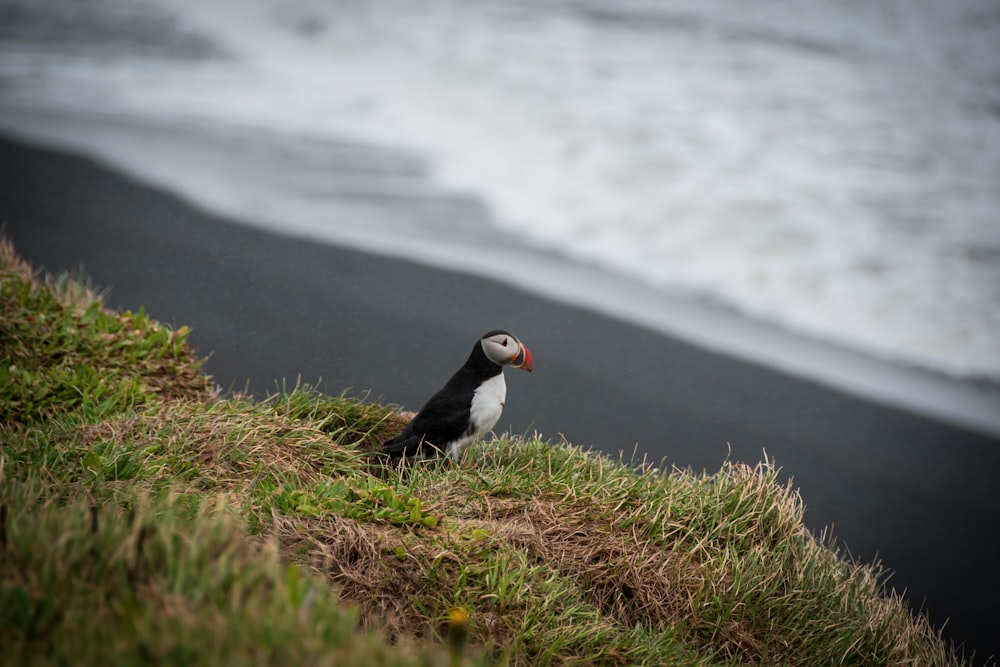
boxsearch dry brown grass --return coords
[0,233,34,280]
[16,369,965,665]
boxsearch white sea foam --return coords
[2,0,999,392]
[146,0,1000,380]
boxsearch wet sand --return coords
[2,135,996,662]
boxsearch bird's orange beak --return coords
[510,342,534,372]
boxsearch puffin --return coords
[383,330,534,463]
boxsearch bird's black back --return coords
[384,340,503,459]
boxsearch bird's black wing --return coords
[383,388,473,459]
[381,433,430,459]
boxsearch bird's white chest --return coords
[468,372,506,436]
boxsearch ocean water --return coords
[2,0,999,389]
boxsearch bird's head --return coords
[480,330,533,372]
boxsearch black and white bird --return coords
[383,330,534,463]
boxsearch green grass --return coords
[0,235,978,666]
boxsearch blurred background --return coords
[2,0,998,383]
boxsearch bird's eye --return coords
[501,337,508,346]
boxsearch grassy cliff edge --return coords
[0,236,972,666]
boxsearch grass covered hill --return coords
[0,235,972,666]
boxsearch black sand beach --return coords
[2,136,998,662]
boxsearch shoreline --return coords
[0,106,998,440]
[1,134,997,661]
